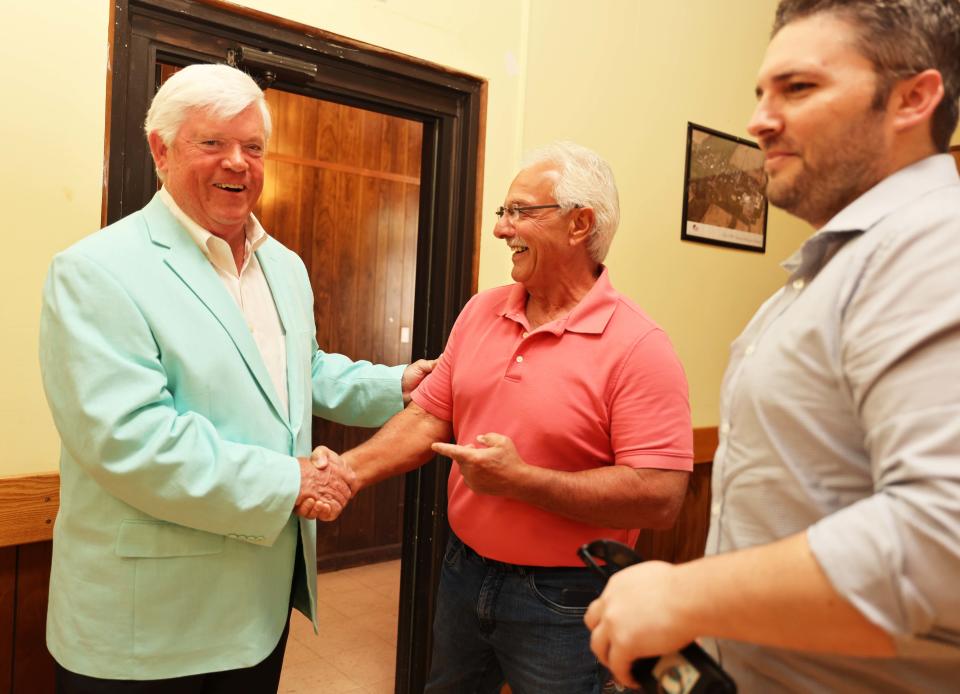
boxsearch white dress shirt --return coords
[159,187,288,415]
[705,155,960,691]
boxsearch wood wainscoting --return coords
[636,426,718,563]
[1,475,58,693]
[0,427,717,691]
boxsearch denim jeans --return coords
[424,534,608,694]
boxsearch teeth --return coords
[214,183,244,191]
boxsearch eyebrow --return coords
[755,70,813,98]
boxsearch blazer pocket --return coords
[115,519,225,558]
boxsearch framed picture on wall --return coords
[681,122,768,253]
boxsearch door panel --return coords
[253,89,423,569]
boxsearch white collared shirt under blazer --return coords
[160,186,288,412]
[705,155,960,691]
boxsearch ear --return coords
[147,130,170,177]
[889,69,944,136]
[568,206,595,248]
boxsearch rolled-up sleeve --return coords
[807,206,960,646]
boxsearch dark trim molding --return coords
[316,543,402,573]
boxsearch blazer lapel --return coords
[257,242,304,436]
[141,195,290,428]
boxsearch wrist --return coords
[501,458,542,503]
[341,450,367,491]
[669,558,715,644]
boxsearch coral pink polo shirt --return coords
[412,268,693,566]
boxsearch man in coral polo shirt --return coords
[343,141,692,693]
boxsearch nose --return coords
[747,95,783,142]
[493,214,515,239]
[221,143,248,172]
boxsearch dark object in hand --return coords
[578,539,737,694]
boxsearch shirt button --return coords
[719,421,730,435]
[793,278,805,291]
[744,344,755,356]
[516,356,524,363]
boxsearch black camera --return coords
[578,539,737,694]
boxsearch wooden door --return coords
[253,89,422,570]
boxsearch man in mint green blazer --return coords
[39,63,430,691]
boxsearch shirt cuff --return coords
[615,452,694,471]
[410,387,452,422]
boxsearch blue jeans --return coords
[425,534,607,694]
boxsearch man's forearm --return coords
[586,532,896,685]
[343,403,452,490]
[509,464,688,529]
[435,434,690,529]
[672,533,894,654]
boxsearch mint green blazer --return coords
[39,194,404,679]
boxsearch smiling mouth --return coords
[509,244,529,256]
[214,183,246,193]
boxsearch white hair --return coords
[144,63,272,148]
[521,141,620,263]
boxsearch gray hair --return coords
[144,63,272,149]
[521,141,621,263]
[773,0,960,152]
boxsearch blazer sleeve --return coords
[39,250,300,546]
[310,348,405,427]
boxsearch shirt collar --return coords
[782,154,959,276]
[158,186,269,276]
[496,266,619,335]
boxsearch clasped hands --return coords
[294,446,356,521]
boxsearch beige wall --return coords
[1,0,820,475]
[1,1,111,477]
[521,0,811,426]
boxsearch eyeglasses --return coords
[495,203,582,221]
[577,539,642,580]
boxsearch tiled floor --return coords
[279,559,400,694]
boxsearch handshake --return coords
[294,447,356,521]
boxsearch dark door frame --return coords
[104,2,484,691]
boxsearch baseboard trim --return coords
[317,543,402,572]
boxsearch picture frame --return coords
[681,122,768,253]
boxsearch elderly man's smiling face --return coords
[493,162,577,292]
[149,104,266,239]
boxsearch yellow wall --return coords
[2,0,810,475]
[521,0,810,425]
[1,1,111,477]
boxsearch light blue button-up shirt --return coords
[705,155,960,691]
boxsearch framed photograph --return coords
[681,122,768,253]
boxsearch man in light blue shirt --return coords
[585,1,960,690]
